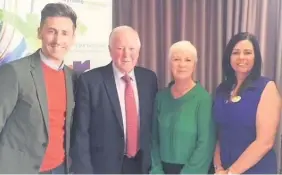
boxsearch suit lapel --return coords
[135,68,146,134]
[64,67,74,129]
[30,50,49,135]
[103,63,124,130]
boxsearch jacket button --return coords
[34,165,40,169]
[119,156,123,161]
[42,142,47,147]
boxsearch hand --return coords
[215,169,228,174]
[227,167,239,174]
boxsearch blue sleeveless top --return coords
[213,76,277,174]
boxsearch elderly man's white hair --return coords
[108,25,141,48]
[168,40,198,62]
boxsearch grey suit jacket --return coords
[0,50,76,173]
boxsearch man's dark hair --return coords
[40,3,77,28]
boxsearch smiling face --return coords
[230,39,255,77]
[37,16,75,62]
[109,27,140,74]
[170,48,196,81]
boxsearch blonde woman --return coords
[151,41,215,174]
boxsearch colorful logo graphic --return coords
[0,0,112,72]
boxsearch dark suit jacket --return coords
[70,63,158,174]
[0,50,77,173]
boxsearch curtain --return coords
[113,0,282,172]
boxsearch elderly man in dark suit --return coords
[70,25,158,174]
[0,3,77,174]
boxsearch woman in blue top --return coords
[213,32,281,174]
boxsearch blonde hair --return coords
[168,40,198,62]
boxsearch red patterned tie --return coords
[122,74,138,157]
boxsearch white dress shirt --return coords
[39,49,64,71]
[112,63,140,143]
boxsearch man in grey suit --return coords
[0,3,77,174]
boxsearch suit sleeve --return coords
[180,96,216,174]
[150,95,165,174]
[0,64,18,134]
[70,74,94,173]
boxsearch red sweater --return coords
[40,62,66,172]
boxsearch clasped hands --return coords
[214,167,239,175]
